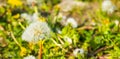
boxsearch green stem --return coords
[18,22,25,30]
[10,31,22,47]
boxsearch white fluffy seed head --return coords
[21,13,32,23]
[66,17,78,28]
[102,0,116,14]
[73,48,84,57]
[21,13,39,23]
[22,21,51,43]
[23,55,36,59]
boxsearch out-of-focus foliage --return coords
[0,0,120,59]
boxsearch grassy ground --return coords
[0,0,120,59]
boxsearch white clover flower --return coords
[21,13,39,23]
[22,21,51,43]
[102,0,116,14]
[73,48,84,57]
[65,17,78,28]
[64,36,72,44]
[23,55,36,59]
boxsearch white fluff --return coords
[66,17,78,28]
[73,48,84,57]
[56,28,62,34]
[22,21,51,43]
[114,20,119,26]
[21,13,39,23]
[102,0,116,14]
[64,36,72,44]
[23,55,36,59]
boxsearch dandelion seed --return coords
[102,0,116,14]
[22,21,51,43]
[73,48,84,57]
[66,17,78,28]
[23,55,36,59]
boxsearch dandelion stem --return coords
[18,22,25,30]
[38,40,42,59]
[51,38,67,52]
[10,31,21,47]
[51,38,62,48]
[58,37,64,45]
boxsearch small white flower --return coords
[64,36,72,44]
[73,48,84,57]
[102,0,116,14]
[114,20,119,26]
[22,21,51,43]
[66,17,78,28]
[21,13,39,23]
[23,55,36,59]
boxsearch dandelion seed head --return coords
[23,55,36,59]
[21,13,31,22]
[22,21,51,43]
[66,17,78,28]
[21,13,39,23]
[73,48,84,57]
[102,0,116,14]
